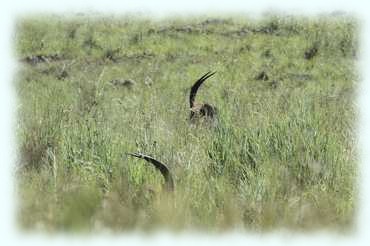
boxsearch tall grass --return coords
[15,14,357,232]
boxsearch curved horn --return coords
[128,153,174,192]
[189,71,216,108]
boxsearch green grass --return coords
[15,14,358,232]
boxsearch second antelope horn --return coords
[127,152,174,192]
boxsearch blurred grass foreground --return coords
[15,13,358,232]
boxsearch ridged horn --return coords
[128,152,174,192]
[189,71,216,108]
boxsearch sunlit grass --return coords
[15,14,358,232]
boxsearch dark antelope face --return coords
[190,103,217,122]
[200,103,217,118]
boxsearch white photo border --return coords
[1,1,369,245]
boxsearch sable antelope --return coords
[189,71,217,122]
[128,153,174,192]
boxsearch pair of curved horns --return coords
[127,152,174,192]
[127,71,216,192]
[189,71,216,108]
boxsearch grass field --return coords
[15,13,358,232]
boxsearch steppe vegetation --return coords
[15,13,358,232]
